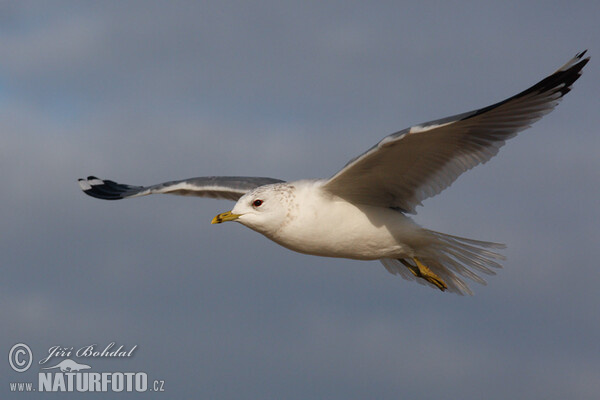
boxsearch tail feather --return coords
[435,254,488,285]
[380,230,505,295]
[443,247,499,275]
[436,236,505,263]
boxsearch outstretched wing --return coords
[322,51,589,214]
[78,176,285,201]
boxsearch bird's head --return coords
[211,184,294,235]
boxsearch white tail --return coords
[381,230,505,295]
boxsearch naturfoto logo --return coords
[8,342,165,393]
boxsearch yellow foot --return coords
[402,258,448,292]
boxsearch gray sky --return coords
[2,1,599,399]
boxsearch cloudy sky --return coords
[2,1,599,399]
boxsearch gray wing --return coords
[322,51,589,214]
[78,176,285,201]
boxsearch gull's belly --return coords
[268,200,420,260]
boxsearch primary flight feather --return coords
[79,51,589,295]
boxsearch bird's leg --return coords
[404,258,448,292]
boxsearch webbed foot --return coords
[402,258,448,291]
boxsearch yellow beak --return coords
[211,211,241,224]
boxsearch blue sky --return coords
[2,1,599,399]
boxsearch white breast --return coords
[265,181,422,260]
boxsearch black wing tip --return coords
[78,176,137,200]
[546,50,590,96]
[574,49,589,69]
[522,50,590,99]
[459,50,589,123]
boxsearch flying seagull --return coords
[79,51,589,295]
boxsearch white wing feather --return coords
[322,51,589,213]
[78,176,284,201]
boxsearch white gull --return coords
[79,51,589,294]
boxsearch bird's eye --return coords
[252,199,263,207]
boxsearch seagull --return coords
[79,51,589,295]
